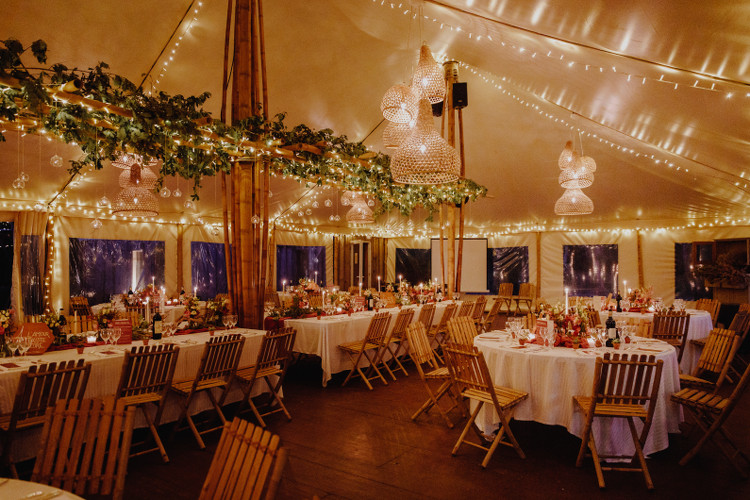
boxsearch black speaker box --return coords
[452,82,468,108]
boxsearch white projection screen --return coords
[430,238,489,293]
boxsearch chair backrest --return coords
[199,417,287,500]
[637,320,653,338]
[9,359,91,430]
[254,327,297,375]
[694,328,741,389]
[696,298,721,325]
[652,310,691,343]
[389,307,415,342]
[308,292,323,309]
[472,296,487,321]
[417,302,436,329]
[364,311,392,346]
[484,298,503,325]
[518,283,535,299]
[738,303,750,314]
[406,321,438,368]
[31,397,135,500]
[266,291,281,307]
[69,296,92,316]
[446,316,478,347]
[590,352,664,409]
[115,343,180,401]
[524,313,536,330]
[194,333,246,386]
[67,315,98,335]
[457,301,474,317]
[497,283,513,299]
[728,310,750,341]
[443,342,495,398]
[433,303,457,332]
[585,306,600,329]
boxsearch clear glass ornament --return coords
[305,208,312,215]
[324,199,332,207]
[172,187,182,198]
[50,154,64,168]
[312,201,319,209]
[91,218,102,230]
[99,195,110,207]
[297,211,304,217]
[251,215,261,225]
[20,171,29,182]
[184,199,194,209]
[367,199,375,207]
[159,187,171,198]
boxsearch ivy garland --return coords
[0,39,487,215]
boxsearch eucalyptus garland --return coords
[0,39,486,215]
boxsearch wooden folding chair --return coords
[652,310,691,363]
[480,298,503,333]
[115,343,180,462]
[680,328,741,393]
[696,298,721,327]
[471,296,487,331]
[170,333,245,449]
[693,311,750,351]
[31,397,134,500]
[512,283,536,315]
[443,342,528,468]
[715,310,750,381]
[380,307,415,378]
[524,312,536,330]
[338,312,392,390]
[199,417,287,500]
[496,283,514,314]
[457,300,474,317]
[428,302,457,363]
[0,359,91,478]
[446,316,479,347]
[671,361,750,476]
[406,322,462,428]
[235,327,297,427]
[417,302,436,330]
[574,353,664,489]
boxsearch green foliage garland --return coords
[0,39,487,214]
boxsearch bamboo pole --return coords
[220,0,234,313]
[455,106,466,292]
[637,230,644,288]
[439,204,445,294]
[536,231,542,303]
[258,0,270,325]
[444,69,456,299]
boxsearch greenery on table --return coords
[0,39,487,215]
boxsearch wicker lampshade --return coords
[383,120,414,149]
[580,155,597,172]
[341,190,357,207]
[558,141,578,169]
[390,98,460,185]
[111,152,159,170]
[558,159,594,189]
[112,186,159,217]
[118,165,157,189]
[413,44,445,104]
[380,84,418,124]
[554,188,594,215]
[346,198,374,224]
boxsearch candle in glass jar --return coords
[86,334,97,344]
[359,282,362,296]
[377,276,381,292]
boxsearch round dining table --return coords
[473,331,682,458]
[0,477,84,499]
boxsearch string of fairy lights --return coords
[373,0,749,98]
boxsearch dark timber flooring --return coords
[14,333,750,499]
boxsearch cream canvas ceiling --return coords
[0,0,748,236]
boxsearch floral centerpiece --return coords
[0,308,13,333]
[627,286,654,311]
[298,277,320,292]
[41,310,66,345]
[182,295,203,329]
[96,305,116,328]
[537,301,591,347]
[205,296,230,327]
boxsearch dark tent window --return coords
[395,248,431,286]
[488,247,529,294]
[0,222,13,309]
[21,234,43,315]
[563,244,618,296]
[69,238,165,306]
[191,241,228,300]
[675,243,711,300]
[276,245,325,289]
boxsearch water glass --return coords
[100,328,111,344]
[111,328,121,344]
[18,336,32,356]
[6,337,18,357]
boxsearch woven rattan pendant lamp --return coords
[390,98,460,185]
[554,188,594,215]
[110,153,160,217]
[346,196,375,224]
[558,157,594,189]
[383,120,414,149]
[413,44,444,104]
[380,83,418,124]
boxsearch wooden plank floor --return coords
[16,347,750,499]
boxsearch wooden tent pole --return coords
[455,105,466,292]
[439,204,445,295]
[220,0,234,312]
[444,64,456,299]
[258,0,270,321]
[536,231,542,302]
[637,230,644,288]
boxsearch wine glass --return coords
[99,328,111,345]
[228,314,237,329]
[18,336,32,356]
[6,336,18,357]
[111,328,121,345]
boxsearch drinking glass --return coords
[222,315,230,329]
[6,337,18,357]
[18,336,32,356]
[100,328,111,345]
[111,328,121,345]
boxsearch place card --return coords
[14,323,54,355]
[110,319,133,344]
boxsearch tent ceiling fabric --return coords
[0,0,748,234]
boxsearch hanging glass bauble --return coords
[184,199,195,210]
[297,211,304,217]
[172,188,182,198]
[268,191,273,198]
[212,226,220,236]
[50,154,64,168]
[367,199,375,207]
[306,208,312,215]
[33,202,45,212]
[312,201,319,209]
[328,215,335,221]
[334,215,341,222]
[251,215,261,225]
[159,187,171,198]
[99,195,110,207]
[91,218,102,230]
[196,216,204,224]
[19,171,29,182]
[324,199,332,207]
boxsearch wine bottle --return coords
[152,310,162,340]
[616,288,622,312]
[368,297,373,311]
[605,308,616,347]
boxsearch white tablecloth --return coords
[597,309,712,372]
[0,478,84,499]
[474,332,682,458]
[0,328,268,461]
[286,301,459,386]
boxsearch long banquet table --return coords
[0,328,269,461]
[597,309,713,372]
[285,301,459,386]
[474,331,682,458]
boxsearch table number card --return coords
[110,319,133,344]
[14,323,54,355]
[534,318,552,338]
